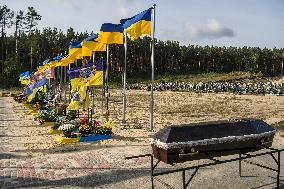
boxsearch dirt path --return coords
[0,95,284,188]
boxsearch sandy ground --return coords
[10,89,284,156]
[1,89,284,188]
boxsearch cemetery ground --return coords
[1,82,284,188]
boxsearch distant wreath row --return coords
[127,81,284,95]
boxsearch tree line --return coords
[0,4,284,88]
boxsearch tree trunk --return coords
[30,45,33,72]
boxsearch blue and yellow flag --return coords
[120,8,152,40]
[86,58,103,87]
[19,71,29,78]
[19,71,30,85]
[26,79,47,102]
[69,41,82,60]
[97,23,124,44]
[67,91,80,111]
[81,34,107,56]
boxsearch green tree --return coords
[0,5,14,74]
[24,6,41,72]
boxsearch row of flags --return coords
[19,6,154,108]
[21,7,153,79]
[33,7,152,75]
[67,59,104,111]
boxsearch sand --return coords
[8,89,284,156]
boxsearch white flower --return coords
[58,123,75,131]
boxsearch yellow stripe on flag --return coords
[97,32,123,44]
[70,78,81,92]
[86,71,103,87]
[126,20,151,40]
[67,100,80,111]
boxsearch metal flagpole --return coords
[60,66,63,102]
[91,52,95,121]
[122,30,127,124]
[68,64,71,101]
[150,4,156,131]
[64,66,67,103]
[105,45,109,121]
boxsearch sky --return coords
[1,0,284,49]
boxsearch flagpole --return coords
[122,30,127,124]
[60,66,63,102]
[64,66,67,103]
[91,52,95,121]
[150,4,156,131]
[105,44,109,121]
[68,64,71,101]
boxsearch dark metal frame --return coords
[126,145,283,189]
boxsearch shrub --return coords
[35,110,58,122]
[78,124,93,135]
[58,123,76,138]
[66,110,77,121]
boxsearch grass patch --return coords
[110,71,266,86]
[155,71,265,83]
[272,120,284,132]
[273,120,284,127]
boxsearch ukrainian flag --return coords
[81,34,106,56]
[86,58,104,86]
[52,53,68,67]
[97,23,124,44]
[69,41,82,59]
[19,71,30,85]
[27,79,47,102]
[120,8,152,40]
[19,71,29,78]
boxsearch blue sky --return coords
[2,0,284,48]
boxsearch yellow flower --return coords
[103,121,114,129]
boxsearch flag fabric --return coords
[67,100,80,111]
[81,41,106,56]
[68,59,104,100]
[79,85,88,100]
[86,58,103,86]
[19,71,29,78]
[86,71,103,86]
[67,66,86,92]
[34,78,47,89]
[70,78,82,92]
[27,86,46,102]
[27,78,47,102]
[27,87,40,102]
[41,68,55,79]
[52,52,69,67]
[67,91,80,111]
[19,71,31,85]
[81,34,107,56]
[26,79,46,96]
[20,79,31,85]
[97,23,124,44]
[69,41,82,59]
[120,8,152,40]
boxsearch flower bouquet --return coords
[95,121,113,135]
[78,124,93,136]
[66,110,77,121]
[54,103,67,116]
[78,116,94,136]
[34,110,58,125]
[58,123,76,138]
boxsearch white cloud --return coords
[50,0,81,11]
[116,0,144,17]
[158,19,235,45]
[184,19,235,40]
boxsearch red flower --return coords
[80,116,87,125]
